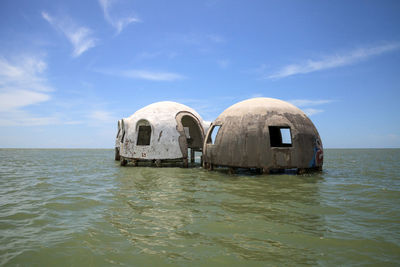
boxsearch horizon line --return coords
[0,147,399,150]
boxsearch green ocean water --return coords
[0,149,399,266]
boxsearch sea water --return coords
[0,149,399,266]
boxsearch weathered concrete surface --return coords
[114,120,122,161]
[119,101,208,163]
[203,98,323,170]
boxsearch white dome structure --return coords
[118,101,209,167]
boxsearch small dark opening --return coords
[137,126,151,146]
[208,125,221,144]
[269,126,292,147]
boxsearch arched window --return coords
[136,120,152,146]
[207,125,221,145]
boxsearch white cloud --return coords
[287,99,333,116]
[207,34,225,43]
[136,51,178,61]
[250,93,264,98]
[0,56,118,129]
[267,42,400,79]
[217,59,230,69]
[0,56,56,126]
[0,90,50,112]
[288,99,333,107]
[42,11,97,57]
[87,110,116,123]
[123,70,185,81]
[0,56,51,92]
[168,33,226,53]
[173,96,237,121]
[99,0,140,34]
[99,69,185,81]
[303,108,324,116]
[0,110,60,126]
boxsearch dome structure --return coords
[119,101,208,167]
[202,98,323,173]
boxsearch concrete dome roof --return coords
[218,97,307,119]
[203,97,323,170]
[129,101,202,121]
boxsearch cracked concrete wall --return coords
[203,98,323,169]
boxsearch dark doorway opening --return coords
[176,113,205,166]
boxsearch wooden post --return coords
[209,163,214,171]
[115,147,120,161]
[155,159,161,167]
[297,168,306,175]
[183,158,188,168]
[120,157,127,166]
[190,149,195,164]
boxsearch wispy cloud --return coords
[180,33,225,46]
[250,95,333,116]
[207,34,225,44]
[0,56,56,126]
[288,99,333,107]
[302,108,324,116]
[0,90,50,112]
[136,51,178,61]
[99,0,140,34]
[42,11,97,57]
[99,69,185,81]
[123,70,184,81]
[0,110,61,126]
[217,59,230,69]
[0,56,51,92]
[165,33,226,54]
[87,110,116,123]
[174,96,238,121]
[288,99,333,116]
[267,42,400,79]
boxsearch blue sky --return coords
[0,0,399,148]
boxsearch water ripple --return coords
[0,149,399,266]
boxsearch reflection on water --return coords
[0,149,399,266]
[107,166,325,265]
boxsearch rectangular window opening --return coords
[269,126,292,147]
[137,125,151,146]
[209,125,221,145]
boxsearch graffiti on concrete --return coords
[309,137,323,168]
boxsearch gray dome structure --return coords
[202,98,323,173]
